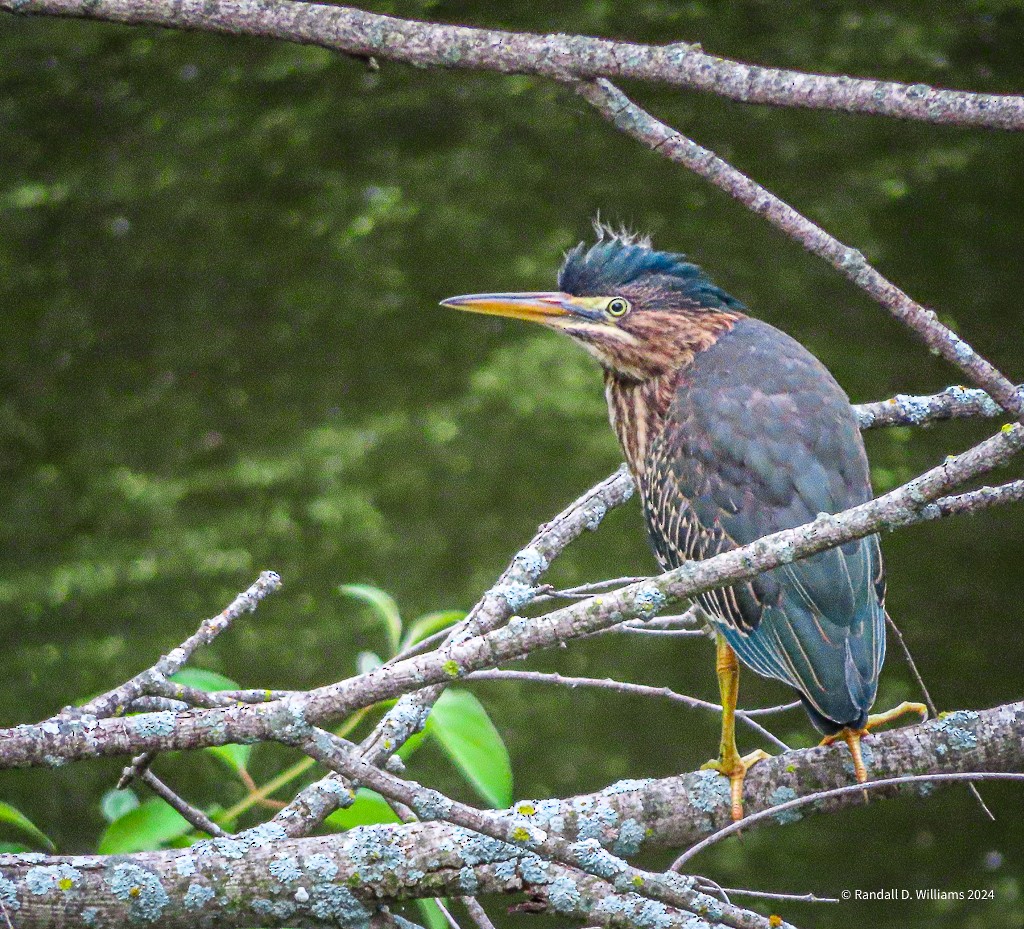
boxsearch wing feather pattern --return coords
[639,317,885,731]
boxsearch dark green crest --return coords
[558,231,745,311]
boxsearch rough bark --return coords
[4,0,1024,130]
[1,702,1018,928]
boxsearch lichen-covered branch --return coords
[290,727,777,929]
[853,384,1016,429]
[929,479,1024,517]
[4,0,1024,130]
[2,702,1018,928]
[673,770,1024,871]
[3,414,1021,772]
[0,823,733,929]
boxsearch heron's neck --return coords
[604,371,679,478]
[603,312,738,478]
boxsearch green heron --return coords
[442,229,926,819]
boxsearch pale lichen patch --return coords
[547,876,583,913]
[304,853,339,882]
[0,873,20,912]
[612,818,645,857]
[25,864,82,896]
[129,712,176,739]
[183,882,216,910]
[767,786,802,825]
[106,863,169,924]
[269,854,303,884]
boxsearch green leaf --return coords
[339,584,402,654]
[169,670,252,773]
[0,801,56,852]
[427,690,512,809]
[0,842,32,854]
[101,788,140,824]
[400,610,465,651]
[416,899,451,929]
[323,789,402,830]
[207,742,252,774]
[169,668,240,692]
[98,799,191,854]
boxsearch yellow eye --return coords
[606,297,630,318]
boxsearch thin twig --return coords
[575,604,705,642]
[466,669,791,750]
[932,479,1024,518]
[531,576,653,604]
[693,876,732,905]
[612,626,707,638]
[70,570,282,721]
[434,899,464,929]
[148,679,300,708]
[884,616,938,717]
[139,768,229,837]
[375,910,428,929]
[99,574,280,789]
[885,614,995,821]
[460,897,499,929]
[117,752,156,790]
[721,888,839,905]
[385,625,457,665]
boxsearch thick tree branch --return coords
[293,728,777,929]
[4,0,1024,130]
[854,384,1016,429]
[673,770,1024,870]
[2,702,1019,927]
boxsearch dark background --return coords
[2,1,1023,926]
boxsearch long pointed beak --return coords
[439,291,582,324]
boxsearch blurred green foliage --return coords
[2,2,1024,926]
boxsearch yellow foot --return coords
[701,749,772,821]
[864,701,929,733]
[821,701,928,784]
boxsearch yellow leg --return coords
[701,635,771,821]
[820,701,928,784]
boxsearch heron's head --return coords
[441,229,745,381]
